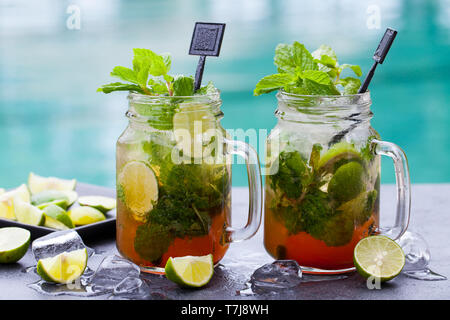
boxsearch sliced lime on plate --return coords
[0,184,31,220]
[78,196,116,213]
[36,248,88,284]
[354,235,405,282]
[28,172,76,195]
[118,161,158,222]
[43,204,74,229]
[165,254,214,288]
[13,198,45,226]
[0,227,31,263]
[68,206,105,226]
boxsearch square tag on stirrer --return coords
[189,22,226,91]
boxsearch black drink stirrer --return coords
[189,22,226,91]
[328,28,397,146]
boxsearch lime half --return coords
[36,248,88,284]
[118,161,158,222]
[0,227,31,263]
[354,235,405,282]
[0,184,31,220]
[78,196,116,213]
[28,172,76,195]
[165,254,214,288]
[68,206,105,225]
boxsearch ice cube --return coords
[113,277,143,295]
[32,230,94,261]
[249,260,302,294]
[89,255,140,293]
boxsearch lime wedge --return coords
[173,106,216,159]
[0,184,31,220]
[28,172,76,195]
[36,248,88,284]
[118,161,158,222]
[68,206,105,225]
[0,227,31,263]
[319,142,362,173]
[13,198,45,226]
[165,254,214,288]
[78,196,116,213]
[43,205,74,229]
[37,199,69,210]
[0,188,4,195]
[354,235,405,282]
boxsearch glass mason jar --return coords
[116,91,262,273]
[264,91,410,273]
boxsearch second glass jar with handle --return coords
[264,91,410,273]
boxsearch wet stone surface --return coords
[0,185,449,299]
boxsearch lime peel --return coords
[165,254,214,288]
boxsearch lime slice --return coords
[319,142,362,173]
[173,106,216,159]
[354,235,405,282]
[165,254,214,288]
[118,161,158,222]
[78,196,116,213]
[0,188,4,196]
[68,206,105,225]
[28,172,76,195]
[31,189,77,208]
[37,199,69,210]
[0,184,31,220]
[0,227,31,263]
[36,248,88,284]
[43,205,74,229]
[13,198,45,226]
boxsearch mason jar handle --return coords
[223,138,263,243]
[372,139,411,240]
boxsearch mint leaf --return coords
[338,77,361,94]
[111,66,138,84]
[339,64,362,77]
[300,70,340,95]
[301,70,332,85]
[172,76,194,96]
[148,78,168,95]
[162,53,172,72]
[195,81,217,95]
[132,54,151,86]
[99,48,214,98]
[97,82,145,94]
[313,55,337,69]
[312,45,337,61]
[254,73,295,96]
[274,42,317,74]
[303,79,340,95]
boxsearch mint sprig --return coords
[254,42,362,96]
[98,48,214,96]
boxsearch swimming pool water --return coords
[0,0,449,188]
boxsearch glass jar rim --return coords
[127,90,221,104]
[276,89,371,106]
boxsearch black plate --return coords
[0,182,116,240]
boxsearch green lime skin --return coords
[328,161,365,203]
